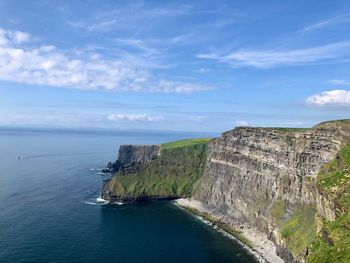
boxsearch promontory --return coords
[102,119,350,263]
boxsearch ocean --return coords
[0,129,257,263]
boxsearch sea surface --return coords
[0,129,257,263]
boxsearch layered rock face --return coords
[103,144,160,174]
[118,145,161,164]
[100,121,350,262]
[194,123,350,262]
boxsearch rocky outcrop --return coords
[194,123,350,262]
[101,140,209,203]
[102,144,160,174]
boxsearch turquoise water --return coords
[0,129,257,263]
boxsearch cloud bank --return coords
[0,28,210,93]
[107,113,162,122]
[306,90,350,107]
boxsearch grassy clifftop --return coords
[106,138,210,199]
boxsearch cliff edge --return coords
[101,120,350,263]
[102,138,210,202]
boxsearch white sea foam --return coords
[81,201,98,206]
[96,197,109,204]
[89,168,95,171]
[81,196,109,206]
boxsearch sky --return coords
[0,0,350,132]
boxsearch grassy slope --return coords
[316,119,350,126]
[308,143,350,263]
[107,138,210,198]
[280,207,317,258]
[161,138,211,150]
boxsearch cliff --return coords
[102,138,210,202]
[102,144,160,174]
[194,121,350,262]
[101,120,350,262]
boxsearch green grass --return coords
[317,143,350,210]
[271,200,286,223]
[315,119,350,126]
[280,207,317,258]
[107,139,209,198]
[161,138,211,150]
[308,213,350,263]
[307,142,350,262]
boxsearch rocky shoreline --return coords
[175,198,284,263]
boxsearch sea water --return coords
[0,129,257,263]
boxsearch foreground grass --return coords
[280,207,317,258]
[108,138,209,198]
[308,142,350,262]
[308,213,350,263]
[317,143,350,210]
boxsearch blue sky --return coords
[0,0,349,132]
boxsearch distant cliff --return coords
[102,138,210,202]
[101,120,350,263]
[103,145,161,174]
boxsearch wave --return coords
[97,172,109,175]
[81,196,110,206]
[96,197,109,204]
[82,201,99,206]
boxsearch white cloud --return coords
[0,28,209,93]
[235,120,249,126]
[150,79,212,93]
[0,28,29,45]
[197,41,350,68]
[107,114,162,122]
[302,13,350,32]
[306,90,350,106]
[328,79,350,86]
[67,4,191,32]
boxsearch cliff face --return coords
[194,123,350,262]
[102,139,209,202]
[101,121,350,262]
[118,145,161,164]
[103,144,160,174]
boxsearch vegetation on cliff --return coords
[308,142,350,263]
[102,120,350,263]
[280,207,317,258]
[106,138,210,199]
[274,141,350,262]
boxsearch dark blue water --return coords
[0,129,257,263]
